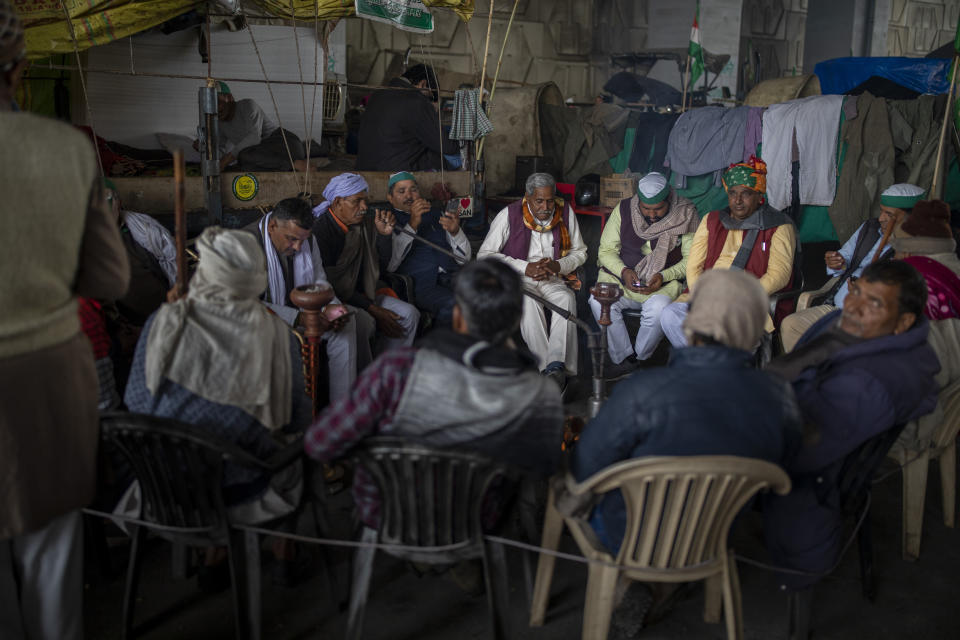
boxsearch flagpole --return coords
[933,15,960,199]
[682,54,691,112]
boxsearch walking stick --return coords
[173,149,188,297]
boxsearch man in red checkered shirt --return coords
[304,258,565,526]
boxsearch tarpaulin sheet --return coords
[19,0,203,58]
[251,0,472,21]
[20,0,474,58]
[814,57,951,96]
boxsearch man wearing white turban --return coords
[125,227,310,521]
[313,173,420,352]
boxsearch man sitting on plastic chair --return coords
[305,258,564,529]
[124,227,312,588]
[763,260,940,590]
[571,269,802,625]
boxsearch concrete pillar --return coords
[803,0,890,70]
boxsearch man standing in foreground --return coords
[0,3,131,636]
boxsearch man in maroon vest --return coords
[478,172,587,389]
[660,156,797,349]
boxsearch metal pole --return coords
[198,81,222,224]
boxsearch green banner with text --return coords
[355,0,434,34]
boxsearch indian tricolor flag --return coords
[688,3,705,88]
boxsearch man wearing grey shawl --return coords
[590,171,699,377]
[125,228,309,524]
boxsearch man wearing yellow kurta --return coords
[660,156,797,349]
[589,172,699,378]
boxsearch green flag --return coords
[688,3,705,88]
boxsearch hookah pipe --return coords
[290,284,335,417]
[388,220,621,417]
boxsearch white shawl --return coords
[259,212,320,305]
[145,227,292,430]
[123,210,178,286]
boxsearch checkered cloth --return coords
[449,88,493,141]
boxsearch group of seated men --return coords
[116,156,958,608]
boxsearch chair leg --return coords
[121,525,146,640]
[721,553,744,640]
[226,529,255,640]
[244,530,262,640]
[346,527,378,640]
[857,508,877,602]
[580,562,619,640]
[786,589,813,640]
[901,450,930,561]
[703,573,722,624]
[939,440,957,528]
[529,487,564,627]
[482,539,511,640]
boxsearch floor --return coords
[83,381,960,640]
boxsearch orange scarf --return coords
[522,196,572,257]
[522,196,580,290]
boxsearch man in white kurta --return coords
[478,173,587,386]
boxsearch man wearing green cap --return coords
[589,171,699,377]
[202,81,316,172]
[660,156,797,349]
[779,182,924,352]
[384,171,471,327]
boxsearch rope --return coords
[59,0,104,178]
[417,39,445,185]
[301,0,323,198]
[289,0,310,190]
[84,490,874,584]
[242,12,304,193]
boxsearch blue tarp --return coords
[814,57,951,95]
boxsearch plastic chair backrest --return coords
[352,436,511,556]
[830,423,907,515]
[581,456,790,570]
[100,412,262,537]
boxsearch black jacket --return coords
[356,77,458,171]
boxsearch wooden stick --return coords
[681,54,691,112]
[478,0,495,92]
[931,55,959,199]
[476,0,520,163]
[173,149,188,297]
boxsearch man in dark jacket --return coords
[356,64,460,171]
[572,269,802,552]
[384,171,471,327]
[305,258,563,528]
[763,260,940,589]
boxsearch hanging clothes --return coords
[627,111,679,176]
[449,88,493,141]
[888,94,949,192]
[761,95,844,211]
[663,106,750,189]
[827,92,895,243]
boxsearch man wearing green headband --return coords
[660,157,797,350]
[590,171,699,378]
[779,182,924,352]
[197,80,321,173]
[384,171,471,328]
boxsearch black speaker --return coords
[515,156,558,193]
